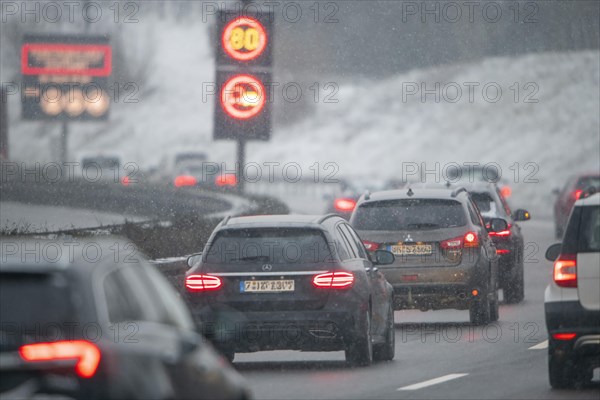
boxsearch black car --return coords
[184,214,396,366]
[464,183,531,303]
[0,238,250,400]
[350,187,508,325]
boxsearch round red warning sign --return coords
[221,75,266,120]
[221,16,267,62]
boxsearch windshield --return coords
[353,199,467,231]
[205,228,333,264]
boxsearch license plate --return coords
[389,244,433,256]
[241,280,295,293]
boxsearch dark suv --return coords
[0,238,249,400]
[185,214,396,366]
[455,182,530,303]
[350,187,508,325]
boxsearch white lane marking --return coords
[528,340,548,350]
[397,373,469,391]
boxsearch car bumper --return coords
[194,308,362,353]
[545,301,600,360]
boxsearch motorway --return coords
[231,219,600,400]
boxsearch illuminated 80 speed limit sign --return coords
[222,17,267,62]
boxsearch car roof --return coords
[358,188,467,204]
[575,192,600,206]
[409,181,497,193]
[222,214,340,229]
[0,237,143,275]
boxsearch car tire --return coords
[548,349,575,389]
[469,287,492,325]
[373,303,395,362]
[345,309,373,367]
[505,257,525,304]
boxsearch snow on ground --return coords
[5,18,599,216]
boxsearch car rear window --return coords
[0,272,76,348]
[205,228,333,264]
[578,205,600,252]
[470,193,496,213]
[353,199,467,231]
[576,176,600,190]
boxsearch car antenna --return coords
[364,190,371,201]
[407,188,414,197]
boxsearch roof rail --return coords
[221,215,231,226]
[316,213,339,224]
[451,187,468,198]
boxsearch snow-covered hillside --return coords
[5,17,599,216]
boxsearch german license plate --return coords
[389,244,433,256]
[241,280,295,293]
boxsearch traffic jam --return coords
[1,1,599,400]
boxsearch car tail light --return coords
[488,223,512,237]
[312,271,354,289]
[496,249,511,255]
[185,274,223,292]
[334,198,356,213]
[552,333,577,341]
[174,175,198,187]
[553,253,577,287]
[500,186,512,198]
[215,174,237,187]
[19,340,101,378]
[440,237,463,249]
[362,240,380,251]
[121,176,130,186]
[573,189,583,200]
[463,232,479,248]
[440,232,479,249]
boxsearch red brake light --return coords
[488,223,512,237]
[215,174,237,187]
[552,333,577,341]
[174,175,198,187]
[334,198,356,212]
[500,186,512,198]
[553,253,577,287]
[121,176,130,186]
[19,340,101,378]
[463,232,479,248]
[573,189,583,200]
[440,237,463,249]
[496,249,511,255]
[186,274,223,292]
[312,271,354,289]
[362,240,380,251]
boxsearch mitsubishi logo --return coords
[405,234,414,243]
[261,264,273,271]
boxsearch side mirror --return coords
[187,253,202,268]
[373,250,395,265]
[545,243,562,261]
[513,209,531,221]
[488,218,508,233]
